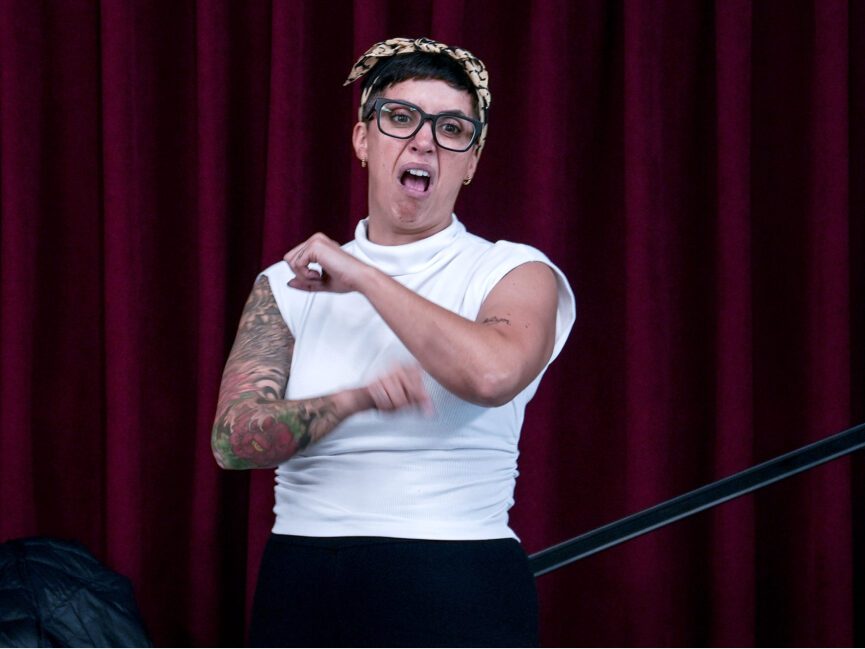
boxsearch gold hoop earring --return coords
[361,158,367,168]
[463,177,472,186]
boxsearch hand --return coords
[284,233,369,293]
[365,365,433,416]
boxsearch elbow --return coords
[211,421,251,471]
[211,439,239,471]
[212,446,252,471]
[469,366,521,408]
[212,448,236,471]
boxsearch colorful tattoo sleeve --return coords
[211,276,340,470]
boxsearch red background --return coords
[1,0,863,645]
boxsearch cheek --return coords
[443,157,473,184]
[368,136,403,168]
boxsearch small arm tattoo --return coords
[482,316,511,326]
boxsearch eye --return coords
[382,104,417,127]
[438,119,463,136]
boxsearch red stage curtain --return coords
[1,1,862,645]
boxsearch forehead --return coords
[382,78,475,115]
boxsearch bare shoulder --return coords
[478,261,558,320]
[229,274,294,381]
[236,275,289,332]
[476,261,557,364]
[242,275,282,320]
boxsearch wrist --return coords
[353,262,385,297]
[335,387,376,417]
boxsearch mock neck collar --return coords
[352,214,465,276]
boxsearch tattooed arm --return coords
[211,275,428,470]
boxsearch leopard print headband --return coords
[344,37,491,152]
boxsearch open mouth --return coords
[400,168,431,193]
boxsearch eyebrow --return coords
[440,108,472,118]
[387,99,473,119]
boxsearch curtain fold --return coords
[709,1,755,644]
[0,1,861,645]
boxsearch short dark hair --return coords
[360,52,479,120]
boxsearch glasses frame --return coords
[364,97,484,153]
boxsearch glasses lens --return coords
[433,115,476,151]
[379,102,422,136]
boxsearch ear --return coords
[352,121,369,164]
[465,145,482,180]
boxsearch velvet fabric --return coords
[0,1,862,645]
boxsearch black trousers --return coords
[249,533,539,647]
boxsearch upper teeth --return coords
[408,169,430,177]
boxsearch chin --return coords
[393,201,429,225]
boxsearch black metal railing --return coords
[529,421,865,577]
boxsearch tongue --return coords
[402,173,427,192]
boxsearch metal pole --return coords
[529,421,865,577]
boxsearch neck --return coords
[365,199,455,245]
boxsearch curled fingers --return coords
[367,365,433,415]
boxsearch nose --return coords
[410,118,436,152]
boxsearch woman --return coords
[212,37,576,647]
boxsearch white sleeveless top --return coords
[261,215,576,540]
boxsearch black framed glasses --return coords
[364,97,483,153]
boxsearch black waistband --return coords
[268,532,517,550]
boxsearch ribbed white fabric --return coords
[261,214,576,540]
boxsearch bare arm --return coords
[359,261,557,406]
[285,234,559,407]
[211,275,429,470]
